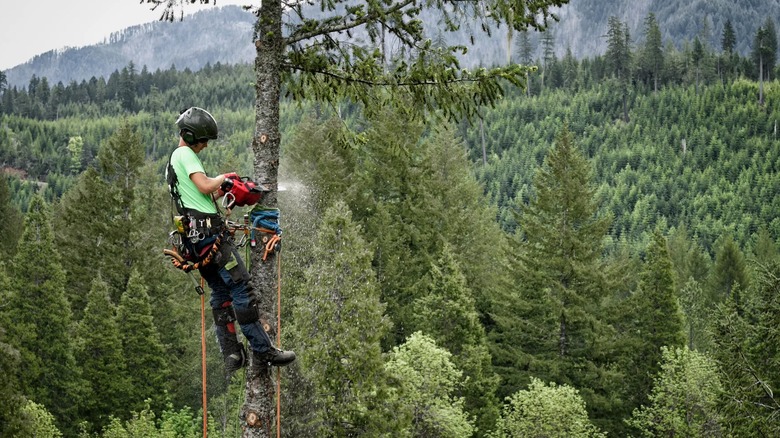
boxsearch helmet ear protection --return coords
[176,107,218,145]
[180,129,197,146]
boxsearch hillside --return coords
[4,1,779,89]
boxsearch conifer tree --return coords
[0,175,22,256]
[6,195,84,434]
[410,244,500,435]
[117,269,170,415]
[711,276,780,436]
[745,261,780,424]
[667,224,711,291]
[54,167,115,314]
[515,30,535,96]
[750,224,778,265]
[605,16,631,121]
[97,121,145,296]
[76,276,131,432]
[620,230,685,415]
[540,29,556,90]
[679,278,711,351]
[642,13,664,93]
[709,234,748,306]
[492,126,615,426]
[721,19,737,82]
[752,19,778,105]
[286,111,510,354]
[55,122,146,307]
[0,299,28,437]
[291,201,394,437]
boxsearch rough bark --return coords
[242,1,283,436]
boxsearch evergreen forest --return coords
[2,11,780,438]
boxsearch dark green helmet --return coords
[176,107,218,145]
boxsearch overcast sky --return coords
[0,0,252,71]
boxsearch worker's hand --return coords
[220,172,239,192]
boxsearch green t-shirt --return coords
[170,146,217,214]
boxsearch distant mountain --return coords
[4,1,778,89]
[4,6,256,88]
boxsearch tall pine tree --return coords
[0,175,22,256]
[641,13,664,93]
[117,269,170,416]
[709,234,748,306]
[54,121,146,306]
[76,276,131,432]
[619,230,685,420]
[290,201,395,437]
[491,125,616,429]
[410,244,500,435]
[0,267,29,437]
[6,195,84,434]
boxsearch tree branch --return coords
[285,0,418,45]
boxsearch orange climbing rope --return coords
[201,277,208,438]
[276,251,282,438]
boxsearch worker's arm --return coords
[190,172,226,195]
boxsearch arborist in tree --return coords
[165,107,295,375]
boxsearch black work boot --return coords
[215,325,247,376]
[225,344,247,375]
[253,347,296,367]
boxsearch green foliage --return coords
[20,400,63,438]
[709,234,748,305]
[385,332,475,438]
[68,135,85,174]
[679,278,712,351]
[638,13,664,92]
[291,200,394,437]
[618,230,686,425]
[711,261,780,436]
[410,244,500,435]
[0,319,29,437]
[77,276,132,432]
[492,126,614,408]
[491,378,606,438]
[54,121,147,311]
[6,195,85,434]
[117,270,171,416]
[627,346,722,437]
[5,7,780,433]
[751,18,778,81]
[0,175,22,255]
[99,401,201,438]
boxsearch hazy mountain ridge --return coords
[5,6,256,88]
[4,1,778,89]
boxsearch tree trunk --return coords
[622,88,629,123]
[243,2,283,437]
[759,55,765,106]
[559,311,567,357]
[480,119,487,166]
